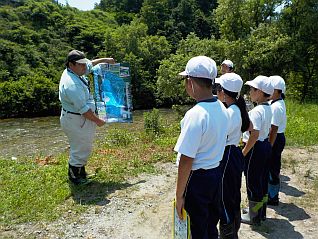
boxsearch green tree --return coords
[140,0,170,35]
[279,0,318,101]
[214,0,282,41]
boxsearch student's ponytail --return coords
[236,95,250,132]
[223,88,250,132]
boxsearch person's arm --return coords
[269,125,278,146]
[176,154,193,220]
[242,129,259,157]
[247,121,254,132]
[91,58,115,66]
[82,109,105,127]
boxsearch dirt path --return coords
[3,147,318,239]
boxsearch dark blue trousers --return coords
[268,133,285,198]
[219,145,244,225]
[244,140,271,202]
[185,167,221,239]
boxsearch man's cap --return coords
[269,75,286,94]
[221,59,234,68]
[66,50,90,64]
[179,56,217,80]
[215,73,243,93]
[245,75,274,95]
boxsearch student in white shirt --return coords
[215,73,251,238]
[268,76,287,206]
[241,76,274,225]
[175,56,229,238]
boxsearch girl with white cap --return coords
[215,73,251,238]
[241,75,274,225]
[268,76,287,206]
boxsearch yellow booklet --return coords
[173,200,190,239]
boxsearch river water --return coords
[0,110,175,160]
[0,116,70,159]
[0,116,138,160]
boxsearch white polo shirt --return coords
[243,104,272,142]
[271,99,286,133]
[226,104,242,146]
[174,100,229,170]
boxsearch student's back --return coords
[177,100,229,170]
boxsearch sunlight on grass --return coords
[285,100,318,146]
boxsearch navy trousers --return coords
[268,133,285,198]
[185,167,221,239]
[219,145,244,225]
[244,140,272,202]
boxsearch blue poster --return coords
[92,63,133,123]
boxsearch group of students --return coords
[174,56,286,239]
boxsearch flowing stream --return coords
[0,116,70,159]
[0,109,173,160]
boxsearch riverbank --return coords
[1,102,318,238]
[1,146,318,238]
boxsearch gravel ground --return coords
[2,147,318,239]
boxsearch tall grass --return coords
[285,100,318,146]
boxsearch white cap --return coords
[75,58,90,64]
[245,75,274,95]
[179,56,217,80]
[215,73,243,93]
[269,75,286,94]
[67,50,90,65]
[221,59,234,68]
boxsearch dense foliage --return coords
[0,0,317,118]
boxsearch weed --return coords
[290,159,297,174]
[304,169,312,178]
[106,129,133,147]
[144,108,162,135]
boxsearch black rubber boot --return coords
[241,200,262,226]
[261,194,268,221]
[79,166,87,179]
[219,222,235,239]
[261,202,267,221]
[68,164,89,185]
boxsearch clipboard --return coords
[173,199,191,239]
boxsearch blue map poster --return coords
[92,63,133,123]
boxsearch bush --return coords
[143,108,162,135]
[0,74,60,118]
[106,129,134,147]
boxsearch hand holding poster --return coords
[92,63,133,123]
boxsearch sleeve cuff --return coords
[79,105,90,114]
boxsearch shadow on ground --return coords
[251,217,304,239]
[68,179,146,205]
[270,201,310,222]
[280,175,305,198]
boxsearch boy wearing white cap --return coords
[241,75,273,225]
[221,60,234,75]
[215,73,251,238]
[268,76,287,206]
[175,56,229,238]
